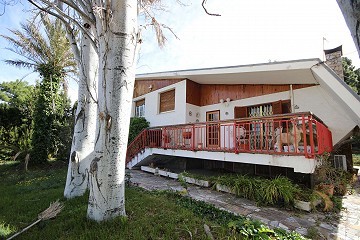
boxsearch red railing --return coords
[126,112,333,164]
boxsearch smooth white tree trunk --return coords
[64,26,99,198]
[87,0,138,221]
[337,0,360,57]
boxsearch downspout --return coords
[290,84,295,113]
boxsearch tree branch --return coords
[57,0,95,24]
[202,0,221,16]
[27,0,98,52]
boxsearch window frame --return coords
[159,89,176,113]
[134,99,145,117]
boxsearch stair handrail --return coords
[126,129,148,163]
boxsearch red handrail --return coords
[126,112,333,164]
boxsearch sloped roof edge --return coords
[136,58,322,80]
[320,62,360,102]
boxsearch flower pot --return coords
[216,184,235,194]
[184,176,210,187]
[163,135,171,143]
[158,169,179,179]
[294,199,322,212]
[294,200,312,212]
[182,132,192,139]
[318,184,334,196]
[140,166,157,174]
[239,142,249,150]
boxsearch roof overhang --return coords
[136,58,321,85]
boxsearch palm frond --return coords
[1,13,76,79]
[4,59,36,69]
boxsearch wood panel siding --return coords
[198,84,315,106]
[186,80,201,106]
[133,79,183,98]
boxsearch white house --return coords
[127,58,360,183]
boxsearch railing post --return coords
[301,115,308,158]
[234,121,239,154]
[308,117,315,157]
[192,124,195,151]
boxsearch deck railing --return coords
[126,112,333,163]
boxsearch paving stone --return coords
[248,214,270,225]
[295,227,307,236]
[307,218,316,223]
[269,220,279,228]
[278,223,289,231]
[129,169,360,239]
[320,222,336,231]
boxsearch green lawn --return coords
[0,161,306,240]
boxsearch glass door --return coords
[206,110,220,148]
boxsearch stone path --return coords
[128,169,360,240]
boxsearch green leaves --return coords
[128,117,150,144]
[215,174,300,206]
[343,57,360,94]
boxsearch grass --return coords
[0,161,307,239]
[0,161,232,239]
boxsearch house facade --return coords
[127,58,360,181]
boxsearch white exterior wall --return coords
[127,148,318,174]
[132,80,187,127]
[132,77,357,161]
[293,86,357,144]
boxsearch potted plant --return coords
[162,133,171,143]
[182,131,192,139]
[314,153,338,197]
[294,190,322,212]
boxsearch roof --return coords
[136,58,360,126]
[136,58,321,85]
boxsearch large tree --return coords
[337,0,360,57]
[23,0,149,221]
[19,0,217,221]
[0,80,35,161]
[343,56,360,94]
[2,15,76,164]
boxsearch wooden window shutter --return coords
[160,89,175,113]
[135,99,145,107]
[272,100,283,115]
[281,100,291,114]
[234,106,247,118]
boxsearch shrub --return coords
[128,117,149,144]
[215,174,300,206]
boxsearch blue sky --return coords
[0,0,359,102]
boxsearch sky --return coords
[0,0,359,102]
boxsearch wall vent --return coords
[333,155,347,170]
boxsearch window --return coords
[135,99,145,117]
[234,100,291,118]
[159,89,175,113]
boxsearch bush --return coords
[215,174,300,206]
[128,117,149,144]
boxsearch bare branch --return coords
[57,0,95,24]
[202,0,221,16]
[27,0,98,51]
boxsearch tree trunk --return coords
[337,0,360,57]
[87,0,138,221]
[64,26,99,198]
